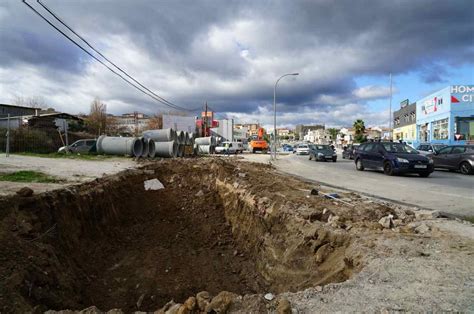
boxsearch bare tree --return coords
[12,95,47,108]
[84,97,107,136]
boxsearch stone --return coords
[315,285,323,292]
[196,291,211,311]
[327,215,340,224]
[264,293,275,301]
[136,293,145,309]
[415,223,430,234]
[183,297,196,311]
[195,190,204,197]
[238,172,246,178]
[378,215,393,229]
[144,179,164,190]
[164,303,182,314]
[277,298,292,314]
[205,291,239,313]
[16,187,34,197]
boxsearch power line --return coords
[23,0,200,113]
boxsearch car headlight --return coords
[428,158,434,164]
[396,157,409,163]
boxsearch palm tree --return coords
[353,119,366,143]
[353,119,365,136]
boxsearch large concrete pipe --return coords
[176,130,185,144]
[147,138,156,158]
[198,144,215,155]
[184,132,190,145]
[177,144,185,157]
[195,136,215,146]
[155,141,178,158]
[140,137,149,158]
[187,133,194,146]
[97,136,143,157]
[143,128,176,142]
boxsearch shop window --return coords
[456,117,474,141]
[432,118,449,140]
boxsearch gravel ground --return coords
[0,155,137,195]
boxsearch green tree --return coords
[353,119,367,143]
[327,128,340,140]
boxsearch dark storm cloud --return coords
[0,0,472,125]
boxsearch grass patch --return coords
[14,152,118,160]
[0,171,59,183]
[464,216,474,224]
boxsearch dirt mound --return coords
[0,158,408,312]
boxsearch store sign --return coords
[451,85,474,103]
[421,96,443,115]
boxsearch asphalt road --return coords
[243,153,474,217]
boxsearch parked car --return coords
[342,144,359,160]
[215,141,244,154]
[281,144,294,152]
[309,144,337,162]
[354,141,434,177]
[295,143,310,155]
[58,139,96,153]
[428,145,474,175]
[416,143,447,156]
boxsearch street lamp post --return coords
[273,72,299,160]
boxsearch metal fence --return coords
[0,127,94,154]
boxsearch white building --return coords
[304,128,330,144]
[336,128,354,147]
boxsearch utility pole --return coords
[389,73,393,140]
[5,114,10,157]
[204,102,208,137]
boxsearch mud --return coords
[0,158,412,312]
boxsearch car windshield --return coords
[298,144,308,148]
[382,143,418,154]
[316,145,330,150]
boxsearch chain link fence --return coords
[0,127,94,154]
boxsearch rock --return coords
[79,306,102,314]
[136,293,145,309]
[16,187,34,197]
[164,303,182,314]
[106,310,123,314]
[144,179,164,190]
[205,291,239,313]
[277,298,292,314]
[195,190,204,197]
[378,215,394,229]
[392,219,403,227]
[327,215,340,224]
[310,188,319,195]
[415,223,430,234]
[183,297,196,311]
[264,293,275,301]
[315,285,323,292]
[196,291,211,311]
[238,172,246,178]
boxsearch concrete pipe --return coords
[184,132,190,145]
[198,144,215,155]
[97,135,143,157]
[147,138,156,158]
[177,144,185,157]
[140,137,149,158]
[143,128,176,142]
[155,141,178,158]
[195,136,214,146]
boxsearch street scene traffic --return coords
[0,1,473,313]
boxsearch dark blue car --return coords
[354,142,434,177]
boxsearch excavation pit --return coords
[0,159,391,312]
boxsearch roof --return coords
[0,103,38,110]
[0,112,82,121]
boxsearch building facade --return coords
[0,104,38,118]
[393,102,416,145]
[415,85,474,146]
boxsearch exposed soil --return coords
[0,157,472,313]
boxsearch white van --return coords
[215,141,244,154]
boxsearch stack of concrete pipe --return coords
[96,135,156,158]
[143,128,178,158]
[194,136,217,155]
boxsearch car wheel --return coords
[309,154,312,160]
[252,149,255,154]
[459,161,473,175]
[355,158,364,171]
[384,162,395,176]
[342,155,345,159]
[332,158,337,162]
[419,172,430,177]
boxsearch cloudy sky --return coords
[0,0,473,129]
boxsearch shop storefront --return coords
[414,85,474,146]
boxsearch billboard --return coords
[162,114,197,133]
